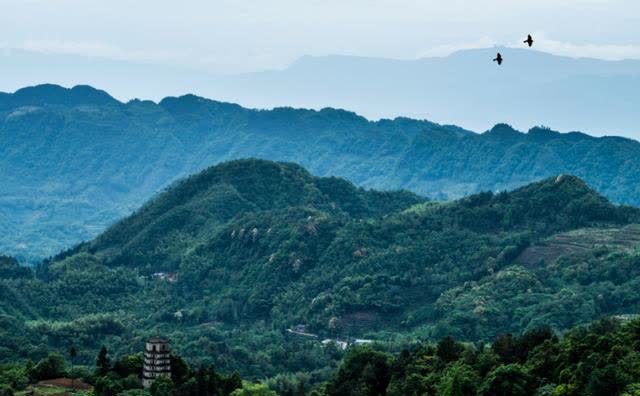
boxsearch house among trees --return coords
[151,272,178,282]
[142,337,171,388]
[322,338,348,350]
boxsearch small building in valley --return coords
[142,337,171,388]
[151,272,178,282]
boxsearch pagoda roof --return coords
[148,337,170,343]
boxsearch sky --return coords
[1,0,640,73]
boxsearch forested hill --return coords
[3,84,640,261]
[4,160,640,379]
[85,159,425,271]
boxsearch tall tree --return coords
[96,346,111,376]
[69,346,77,388]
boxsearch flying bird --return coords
[493,53,503,65]
[524,34,534,47]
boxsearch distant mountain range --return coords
[2,47,640,138]
[206,48,640,139]
[2,83,640,262]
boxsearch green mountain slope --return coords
[3,160,640,378]
[3,85,640,261]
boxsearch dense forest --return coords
[324,317,640,396]
[2,159,640,390]
[3,317,640,395]
[3,84,640,261]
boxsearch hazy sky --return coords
[2,0,640,73]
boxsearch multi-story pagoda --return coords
[142,337,171,388]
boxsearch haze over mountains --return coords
[2,83,640,262]
[2,47,640,138]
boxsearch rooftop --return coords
[148,337,170,343]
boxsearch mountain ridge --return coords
[4,83,637,143]
[205,47,640,137]
[3,46,640,137]
[3,84,640,262]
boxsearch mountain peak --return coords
[511,174,607,209]
[4,84,119,108]
[89,159,424,268]
[526,126,562,141]
[484,123,522,139]
[553,173,587,186]
[159,94,243,116]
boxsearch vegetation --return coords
[3,84,640,261]
[2,159,640,388]
[0,346,243,396]
[323,317,640,396]
[3,318,640,395]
